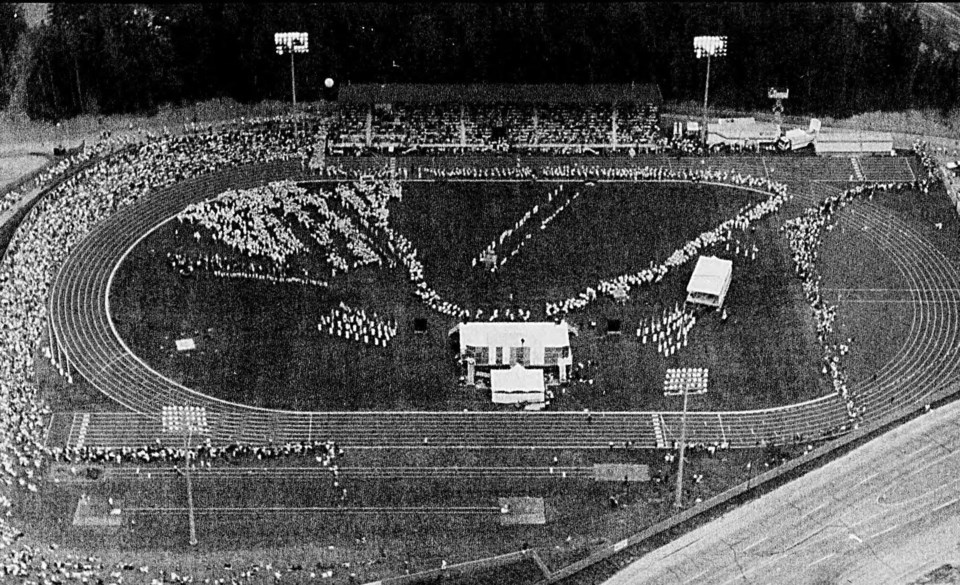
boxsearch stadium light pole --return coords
[694,36,728,148]
[665,383,707,509]
[183,421,198,546]
[275,32,310,134]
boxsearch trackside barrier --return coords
[362,549,548,585]
[535,381,960,584]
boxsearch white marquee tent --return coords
[686,256,733,308]
[455,322,572,372]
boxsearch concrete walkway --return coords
[604,396,960,585]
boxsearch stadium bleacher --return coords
[327,83,663,153]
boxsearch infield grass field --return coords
[108,180,831,412]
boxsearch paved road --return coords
[603,398,960,585]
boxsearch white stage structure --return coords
[455,321,573,382]
[686,256,733,308]
[491,364,546,408]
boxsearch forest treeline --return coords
[0,2,957,121]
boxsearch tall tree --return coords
[0,4,26,109]
[11,3,960,121]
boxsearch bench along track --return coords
[46,157,960,449]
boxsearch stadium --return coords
[1,4,960,585]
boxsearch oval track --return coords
[47,159,960,448]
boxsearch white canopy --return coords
[687,256,733,307]
[457,322,571,367]
[491,364,546,405]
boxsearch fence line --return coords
[362,549,546,585]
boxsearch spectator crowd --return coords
[49,437,342,467]
[0,115,315,581]
[327,102,661,155]
[0,134,139,218]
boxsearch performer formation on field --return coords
[318,302,398,347]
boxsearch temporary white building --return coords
[490,364,546,406]
[706,117,781,149]
[686,256,733,308]
[456,322,572,374]
[814,130,894,156]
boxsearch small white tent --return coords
[686,256,733,307]
[491,364,546,405]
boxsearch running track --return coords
[45,156,960,449]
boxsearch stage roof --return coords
[687,256,733,297]
[337,83,662,105]
[458,322,571,350]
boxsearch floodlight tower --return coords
[693,36,728,146]
[665,374,708,509]
[184,422,198,546]
[275,32,309,133]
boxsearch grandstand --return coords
[328,83,663,153]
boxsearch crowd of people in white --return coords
[0,115,319,580]
[545,169,789,317]
[50,438,342,467]
[318,302,398,347]
[168,250,329,287]
[471,184,581,273]
[176,179,397,283]
[0,136,139,218]
[639,305,698,358]
[782,140,941,422]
